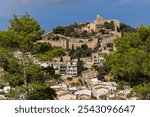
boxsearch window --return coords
[94,56,97,58]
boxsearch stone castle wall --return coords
[40,15,121,50]
[40,34,98,50]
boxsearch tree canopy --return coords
[105,25,150,86]
[27,84,57,100]
[7,12,43,52]
[0,13,58,100]
[131,83,150,99]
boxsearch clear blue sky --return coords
[0,0,150,32]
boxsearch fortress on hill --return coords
[40,15,121,51]
[82,15,120,33]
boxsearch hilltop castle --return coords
[82,15,120,33]
[40,15,121,51]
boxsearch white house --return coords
[66,61,78,76]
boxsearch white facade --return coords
[66,61,78,76]
[59,61,78,76]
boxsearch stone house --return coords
[92,52,106,65]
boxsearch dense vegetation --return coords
[3,13,43,52]
[52,23,95,38]
[103,21,115,31]
[104,25,150,99]
[120,23,136,33]
[33,43,65,61]
[0,13,59,100]
[68,44,92,58]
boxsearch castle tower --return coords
[95,15,103,24]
